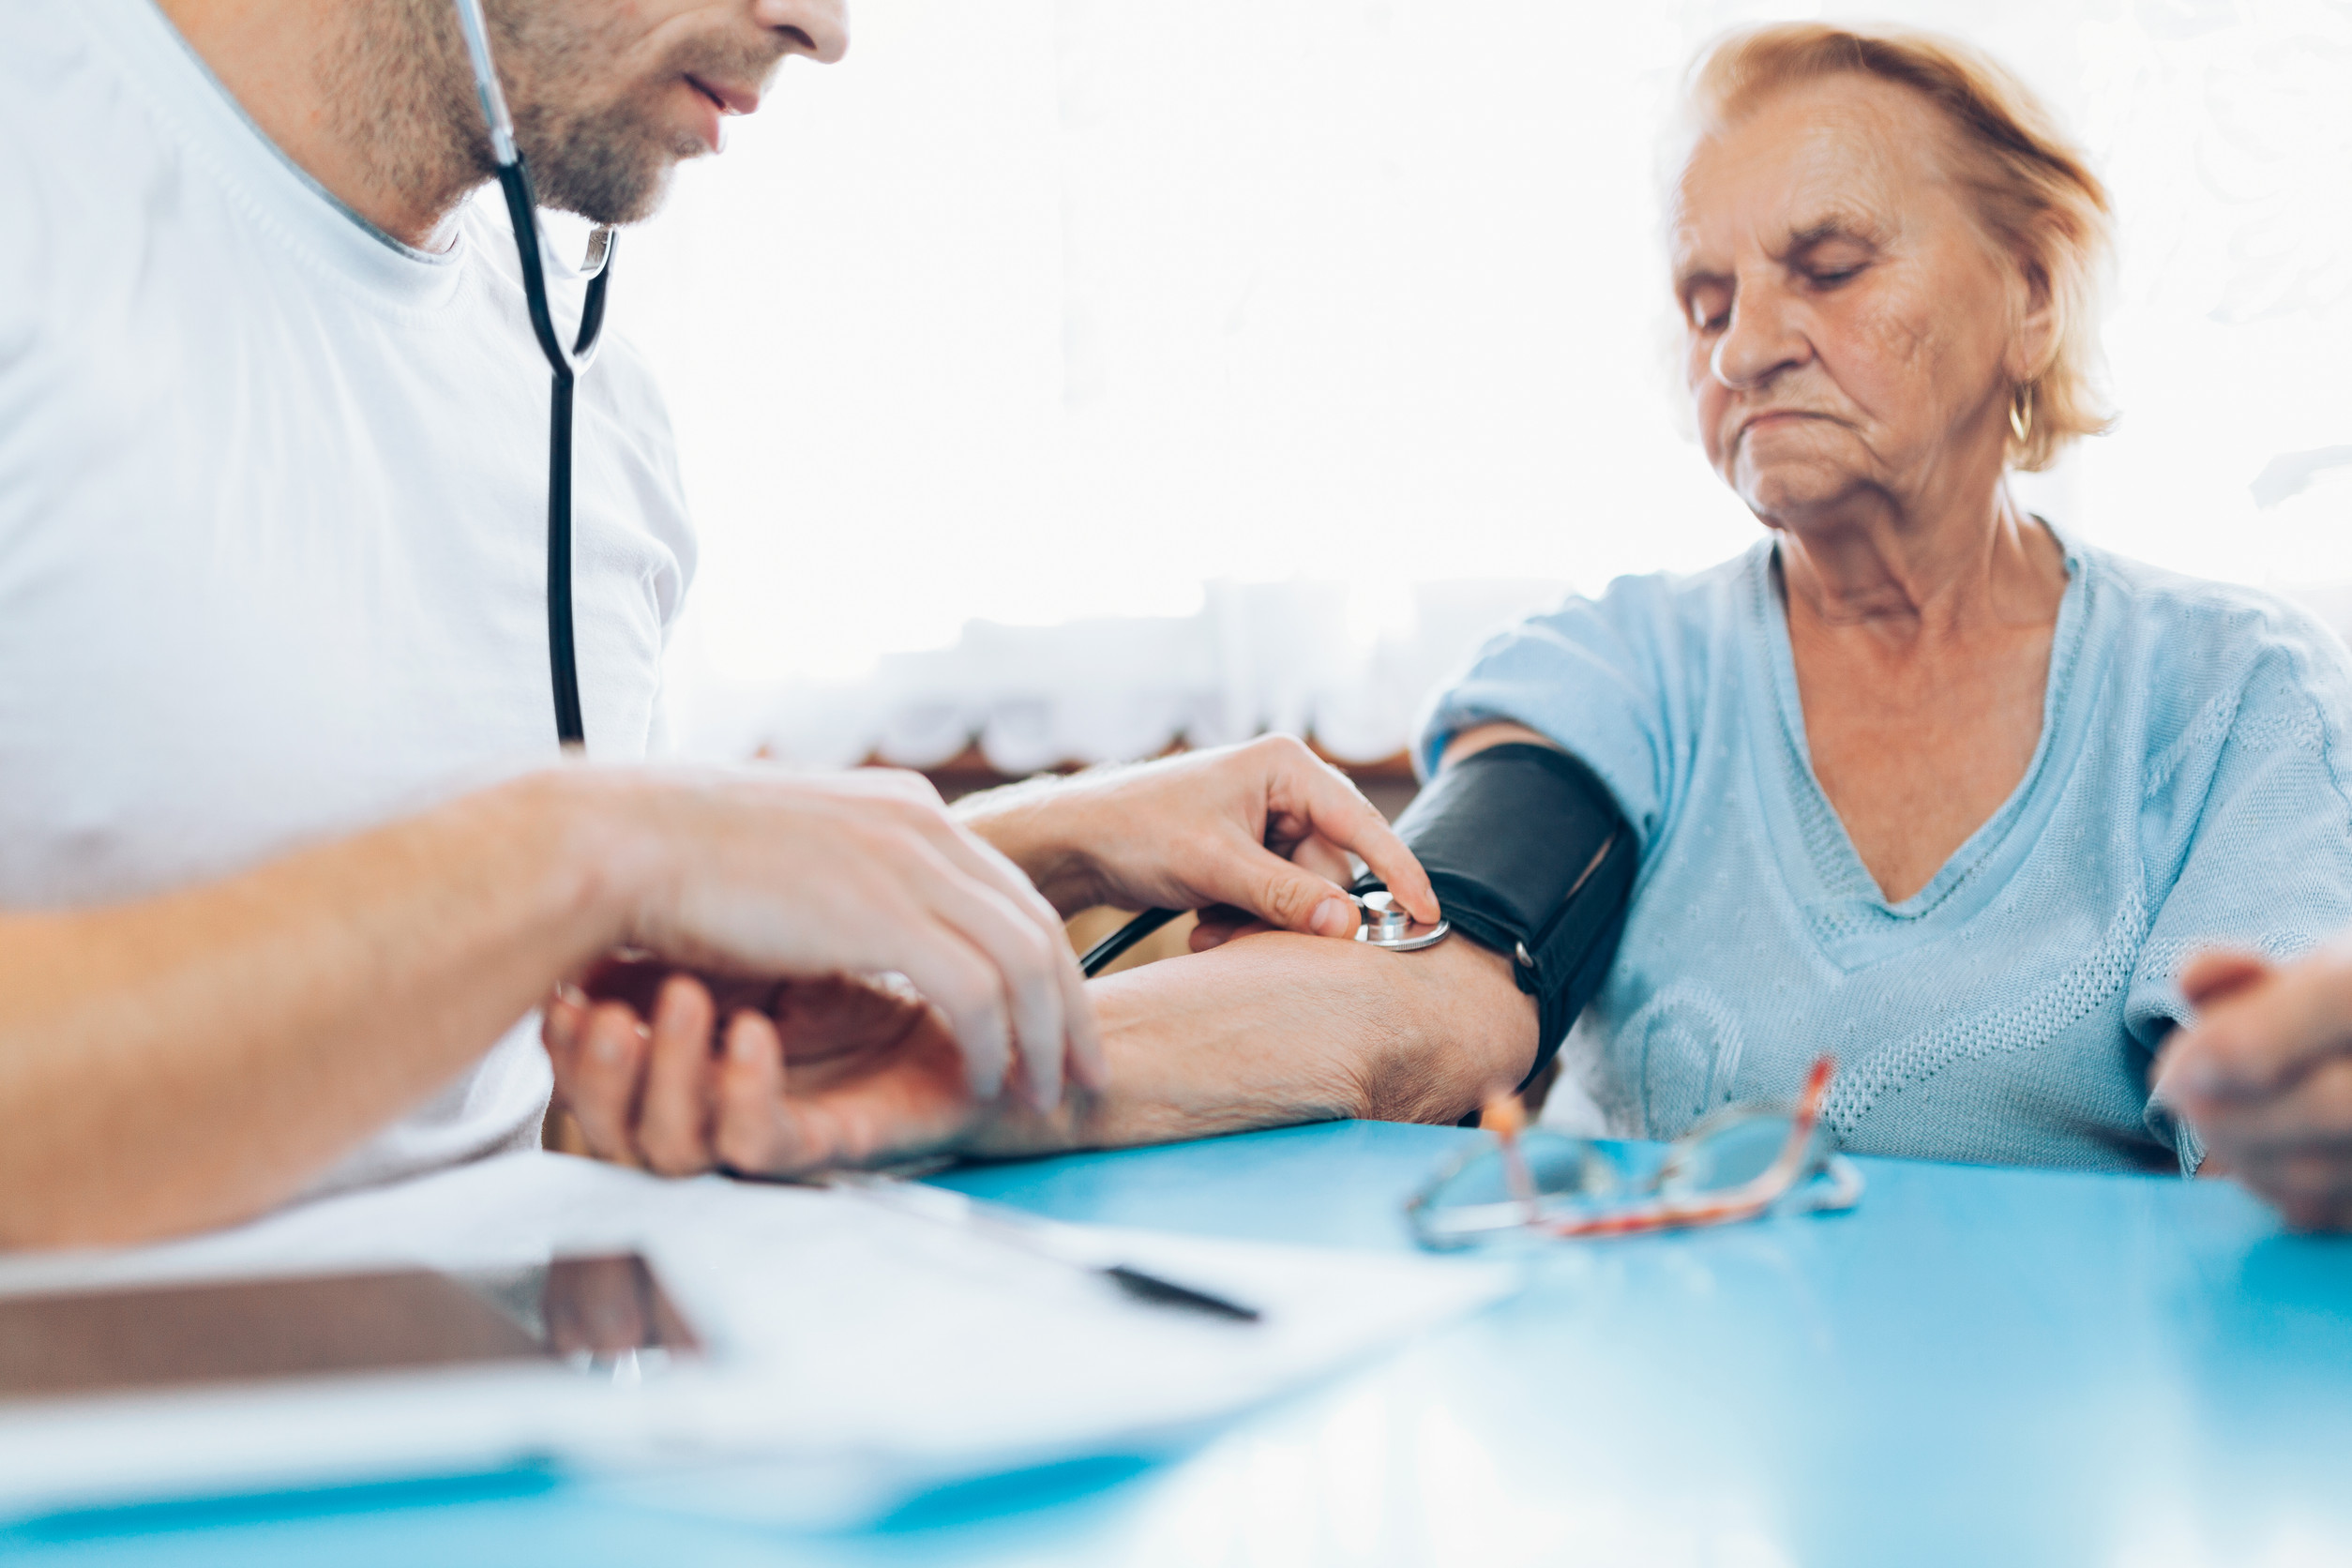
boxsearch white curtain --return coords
[607,0,2352,767]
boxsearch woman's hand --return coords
[2155,942,2352,1230]
[543,961,986,1178]
[957,735,1439,941]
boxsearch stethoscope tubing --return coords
[1079,908,1184,977]
[1080,896,1449,977]
[493,160,613,751]
[455,0,615,752]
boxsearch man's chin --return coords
[544,164,675,228]
[519,121,692,228]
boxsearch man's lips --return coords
[677,74,759,155]
[685,73,761,116]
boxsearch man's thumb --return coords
[1253,856,1358,939]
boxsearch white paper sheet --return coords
[0,1153,1510,1525]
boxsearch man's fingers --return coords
[2169,948,2352,1097]
[1190,909,1274,952]
[2180,949,2272,1009]
[566,1003,652,1168]
[542,987,587,1102]
[897,839,1073,1111]
[1289,832,1357,888]
[886,914,1016,1102]
[897,811,1100,1100]
[1277,747,1439,925]
[808,766,945,808]
[1243,848,1359,940]
[713,1009,799,1175]
[1318,809,1437,926]
[635,976,719,1177]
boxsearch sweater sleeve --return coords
[1416,564,1722,856]
[2127,608,2352,1168]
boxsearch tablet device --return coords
[0,1253,698,1403]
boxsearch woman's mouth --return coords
[1737,410,1835,445]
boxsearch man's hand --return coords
[544,964,983,1177]
[957,735,1439,942]
[594,764,1100,1111]
[0,761,1097,1246]
[2155,941,2352,1230]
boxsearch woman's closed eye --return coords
[1789,234,1877,293]
[1684,280,1733,333]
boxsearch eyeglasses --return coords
[1405,1055,1862,1249]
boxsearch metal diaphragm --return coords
[1353,890,1451,952]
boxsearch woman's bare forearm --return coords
[969,929,1540,1155]
[0,772,635,1246]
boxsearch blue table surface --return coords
[7,1120,2349,1567]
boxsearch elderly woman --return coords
[1409,23,2352,1173]
[549,25,2352,1196]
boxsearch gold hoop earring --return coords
[2009,384,2034,445]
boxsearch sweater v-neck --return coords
[1742,524,2094,972]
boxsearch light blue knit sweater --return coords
[1421,530,2352,1173]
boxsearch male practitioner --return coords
[0,0,1436,1245]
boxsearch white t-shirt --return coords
[0,0,697,1193]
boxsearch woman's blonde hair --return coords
[1682,23,2114,471]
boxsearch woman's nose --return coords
[754,0,849,65]
[1708,291,1810,392]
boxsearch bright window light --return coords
[609,0,2352,764]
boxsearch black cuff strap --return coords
[1353,743,1636,1090]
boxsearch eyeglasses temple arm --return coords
[1479,1095,1543,1224]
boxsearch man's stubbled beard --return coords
[487,3,788,225]
[325,1,482,229]
[342,1,786,231]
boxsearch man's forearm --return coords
[0,772,634,1247]
[968,929,1540,1155]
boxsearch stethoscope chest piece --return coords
[1354,890,1450,952]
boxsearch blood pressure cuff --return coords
[1352,743,1636,1089]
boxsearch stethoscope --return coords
[1080,892,1448,977]
[453,0,613,752]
